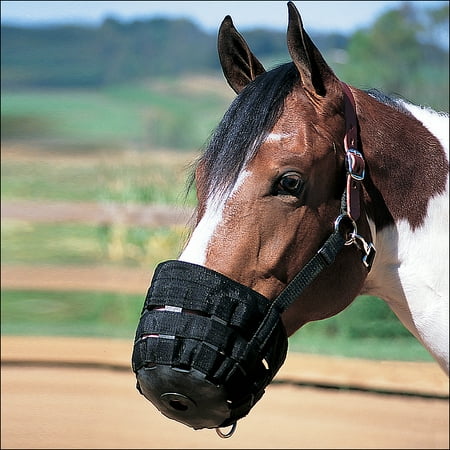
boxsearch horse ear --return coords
[218,15,266,94]
[287,1,338,97]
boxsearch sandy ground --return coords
[1,336,448,450]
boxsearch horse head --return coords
[132,0,449,436]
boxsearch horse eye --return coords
[276,172,303,196]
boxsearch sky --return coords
[1,1,446,35]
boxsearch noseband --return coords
[132,82,376,436]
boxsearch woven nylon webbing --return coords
[132,260,288,393]
[244,230,346,358]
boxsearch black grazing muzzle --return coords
[132,260,288,430]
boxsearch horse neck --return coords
[353,89,449,373]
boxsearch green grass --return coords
[1,90,143,143]
[1,150,197,205]
[1,221,188,267]
[0,289,433,361]
[1,159,100,202]
[288,295,433,361]
[289,333,432,361]
[1,289,143,340]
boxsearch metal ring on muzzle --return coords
[132,260,288,430]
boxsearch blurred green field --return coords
[1,148,197,204]
[2,220,188,267]
[0,289,432,361]
[1,289,142,339]
[1,77,233,150]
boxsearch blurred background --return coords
[1,0,449,359]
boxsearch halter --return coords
[132,82,377,438]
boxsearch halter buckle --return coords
[346,148,365,181]
[334,214,357,244]
[362,243,376,270]
[334,215,376,271]
[347,231,376,271]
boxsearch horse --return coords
[132,1,449,437]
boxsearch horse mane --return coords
[365,88,413,115]
[196,62,300,200]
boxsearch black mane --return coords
[197,62,300,200]
[365,88,412,115]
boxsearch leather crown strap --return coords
[341,81,365,222]
[246,83,377,355]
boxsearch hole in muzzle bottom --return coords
[136,365,230,430]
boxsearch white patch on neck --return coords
[364,187,449,372]
[179,170,250,266]
[363,102,449,373]
[265,132,292,143]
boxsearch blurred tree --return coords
[338,2,449,111]
[420,2,449,50]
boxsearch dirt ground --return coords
[1,336,449,450]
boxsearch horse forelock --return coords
[197,63,300,202]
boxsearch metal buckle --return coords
[334,215,376,271]
[334,214,357,245]
[346,148,365,181]
[347,231,376,271]
[362,242,376,270]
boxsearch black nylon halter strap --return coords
[245,217,347,354]
[273,229,347,311]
